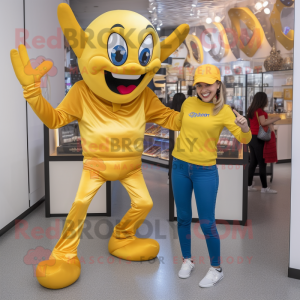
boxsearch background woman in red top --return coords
[247,92,281,193]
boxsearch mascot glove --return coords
[10,44,53,99]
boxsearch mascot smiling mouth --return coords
[104,71,146,95]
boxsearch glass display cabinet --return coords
[246,69,293,114]
[142,123,170,168]
[222,74,246,116]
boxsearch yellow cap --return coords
[193,64,221,86]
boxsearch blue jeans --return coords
[171,157,220,266]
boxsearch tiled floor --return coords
[0,163,299,300]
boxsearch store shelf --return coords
[142,154,169,166]
[145,134,169,140]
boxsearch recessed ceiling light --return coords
[215,16,221,23]
[206,17,212,24]
[263,1,269,7]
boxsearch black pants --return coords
[248,135,267,188]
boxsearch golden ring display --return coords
[228,7,265,57]
[270,0,294,50]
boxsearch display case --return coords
[217,127,244,159]
[222,74,246,115]
[44,116,111,217]
[169,130,249,225]
[246,69,294,114]
[142,123,170,168]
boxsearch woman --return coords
[171,64,252,288]
[247,92,281,193]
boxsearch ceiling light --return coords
[157,27,161,31]
[193,32,196,35]
[215,16,221,23]
[158,20,163,26]
[264,7,270,14]
[254,2,263,10]
[263,1,269,7]
[206,17,212,24]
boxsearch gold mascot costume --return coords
[10,4,189,289]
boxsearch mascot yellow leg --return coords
[36,169,105,289]
[108,167,159,260]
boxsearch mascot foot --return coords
[36,255,81,289]
[108,236,159,261]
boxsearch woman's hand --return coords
[233,109,249,133]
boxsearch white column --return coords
[289,1,300,275]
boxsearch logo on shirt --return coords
[189,112,210,118]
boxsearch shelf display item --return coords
[283,88,293,100]
[264,45,283,71]
[160,148,169,161]
[145,124,161,136]
[216,128,242,158]
[57,121,82,154]
[273,91,283,98]
[143,145,161,157]
[282,56,293,70]
[160,128,170,139]
[286,76,293,86]
[230,59,251,75]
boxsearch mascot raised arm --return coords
[10,3,189,289]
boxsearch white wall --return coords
[25,0,66,206]
[0,0,66,231]
[289,0,300,271]
[0,1,29,230]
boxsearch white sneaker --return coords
[199,267,224,288]
[178,258,195,279]
[248,186,257,192]
[261,187,277,194]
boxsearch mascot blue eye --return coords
[138,34,153,66]
[139,49,151,66]
[108,33,128,66]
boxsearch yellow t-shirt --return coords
[172,96,252,166]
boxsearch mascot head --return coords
[58,4,189,104]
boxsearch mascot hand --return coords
[10,44,53,88]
